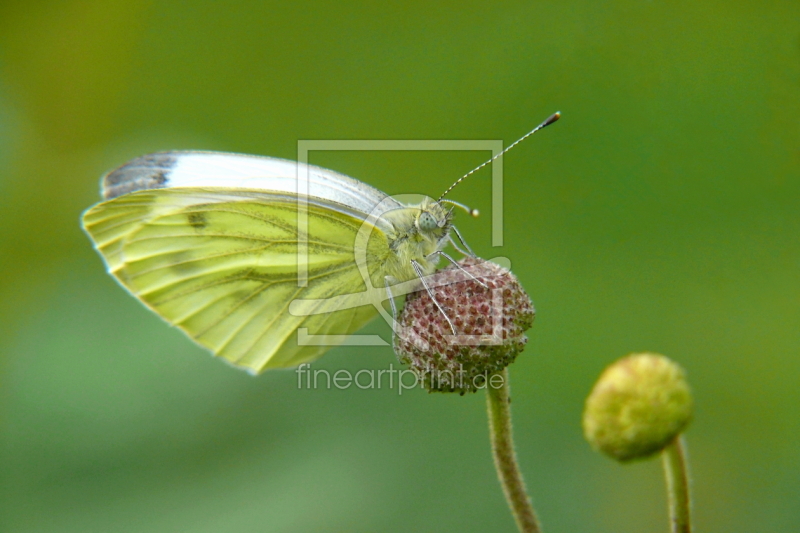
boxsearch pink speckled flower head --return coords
[394,257,535,393]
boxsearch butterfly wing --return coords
[83,164,396,372]
[100,151,403,214]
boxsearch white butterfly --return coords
[81,114,559,374]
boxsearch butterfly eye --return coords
[418,211,438,232]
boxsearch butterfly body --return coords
[379,198,451,282]
[82,151,454,373]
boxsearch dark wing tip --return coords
[101,152,178,200]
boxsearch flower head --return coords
[394,257,534,394]
[583,353,693,461]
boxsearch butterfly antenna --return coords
[438,111,561,201]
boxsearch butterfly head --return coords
[415,198,452,240]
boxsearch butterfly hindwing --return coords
[82,187,390,373]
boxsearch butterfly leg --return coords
[427,250,488,289]
[384,276,399,323]
[449,224,476,257]
[411,260,457,335]
[382,276,400,346]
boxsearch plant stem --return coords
[486,368,541,533]
[662,436,692,533]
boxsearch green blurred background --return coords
[1,1,798,532]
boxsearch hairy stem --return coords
[662,436,692,533]
[486,368,541,533]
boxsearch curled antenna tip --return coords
[440,198,478,217]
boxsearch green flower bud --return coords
[394,257,534,394]
[583,353,693,462]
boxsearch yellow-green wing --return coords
[82,188,390,373]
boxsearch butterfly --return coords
[81,113,559,374]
